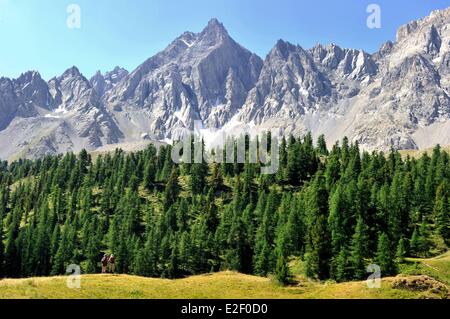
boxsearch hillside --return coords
[401,251,450,286]
[1,252,448,299]
[0,273,445,300]
[399,144,450,159]
[0,136,448,293]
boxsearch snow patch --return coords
[44,114,61,119]
[174,110,187,126]
[53,104,68,114]
[192,114,263,149]
[181,39,194,48]
[299,86,309,97]
[160,138,173,145]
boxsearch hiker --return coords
[109,254,116,274]
[101,254,109,273]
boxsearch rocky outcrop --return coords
[90,67,129,98]
[237,7,450,151]
[105,18,263,140]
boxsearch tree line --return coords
[0,134,448,284]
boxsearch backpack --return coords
[101,256,108,266]
[109,256,115,264]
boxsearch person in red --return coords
[109,254,116,274]
[101,254,109,274]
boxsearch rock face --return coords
[0,9,450,160]
[48,66,124,147]
[105,18,263,141]
[239,40,377,127]
[237,7,450,151]
[0,67,124,160]
[90,67,129,98]
[0,71,52,131]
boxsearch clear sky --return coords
[1,0,449,80]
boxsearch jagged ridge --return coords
[0,8,449,160]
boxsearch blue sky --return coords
[0,0,449,80]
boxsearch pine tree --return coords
[0,210,4,277]
[4,208,21,277]
[277,137,288,181]
[178,231,192,275]
[108,211,122,257]
[324,152,341,189]
[32,202,51,276]
[434,181,449,243]
[328,184,347,256]
[51,222,72,275]
[143,160,156,190]
[388,171,403,241]
[409,227,420,257]
[210,163,224,193]
[176,199,189,233]
[350,217,369,280]
[418,221,433,257]
[335,246,351,282]
[286,138,301,186]
[190,139,209,195]
[85,217,101,274]
[134,231,157,277]
[166,243,180,279]
[304,173,331,280]
[254,190,279,275]
[205,189,219,233]
[226,207,251,273]
[254,240,272,276]
[190,163,208,195]
[274,252,291,286]
[50,224,61,265]
[164,205,178,232]
[317,134,329,156]
[396,237,408,263]
[375,233,397,276]
[164,167,180,210]
[283,198,304,256]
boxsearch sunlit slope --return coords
[0,271,445,299]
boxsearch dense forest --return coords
[0,134,448,284]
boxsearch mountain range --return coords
[1,8,450,160]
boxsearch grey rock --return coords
[105,18,263,140]
[90,66,129,98]
[238,7,450,152]
[1,8,450,160]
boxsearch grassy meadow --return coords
[0,252,448,299]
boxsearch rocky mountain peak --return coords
[391,7,449,67]
[15,70,42,83]
[1,9,450,160]
[374,41,394,60]
[396,20,419,42]
[203,18,228,36]
[270,40,299,60]
[61,66,83,79]
[90,67,129,98]
[196,18,230,47]
[104,18,263,140]
[13,70,52,110]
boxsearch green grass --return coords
[0,253,448,299]
[400,251,450,286]
[0,272,425,299]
